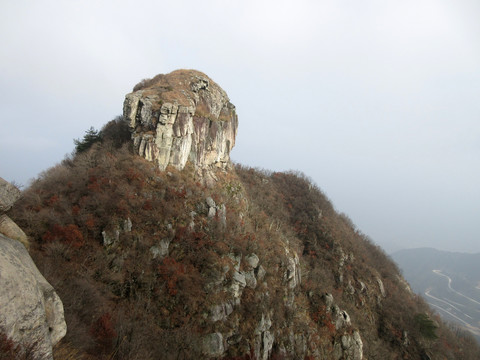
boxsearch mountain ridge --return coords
[5,70,480,359]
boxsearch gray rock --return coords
[124,70,238,178]
[217,204,227,228]
[0,214,28,248]
[294,333,307,357]
[346,280,355,295]
[256,265,266,281]
[0,234,66,359]
[228,253,242,271]
[206,196,216,208]
[245,253,260,269]
[334,330,363,360]
[201,332,224,357]
[245,270,257,289]
[150,239,170,259]
[323,293,334,309]
[0,177,21,212]
[230,270,246,299]
[358,281,367,293]
[284,251,301,289]
[123,217,132,232]
[335,310,351,330]
[232,270,246,287]
[210,301,234,322]
[102,229,119,247]
[255,313,272,334]
[376,277,386,298]
[254,314,274,360]
[261,331,274,360]
[208,206,216,218]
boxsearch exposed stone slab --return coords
[0,234,66,359]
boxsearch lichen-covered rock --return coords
[0,233,66,359]
[124,70,238,179]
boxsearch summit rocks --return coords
[123,70,238,180]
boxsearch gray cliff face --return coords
[123,70,238,176]
[0,179,66,359]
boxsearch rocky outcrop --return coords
[0,178,66,359]
[0,177,28,248]
[201,332,225,357]
[124,70,238,180]
[0,234,66,359]
[334,330,363,360]
[254,313,274,360]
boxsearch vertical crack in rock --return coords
[124,70,238,182]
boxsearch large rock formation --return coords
[0,234,67,359]
[123,70,238,179]
[0,179,66,359]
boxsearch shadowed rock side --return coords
[123,70,238,181]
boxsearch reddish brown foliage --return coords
[89,313,117,352]
[42,224,84,248]
[158,257,186,296]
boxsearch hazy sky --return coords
[1,0,479,253]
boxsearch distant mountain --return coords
[392,248,480,342]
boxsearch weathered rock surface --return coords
[0,177,21,212]
[124,70,238,178]
[201,332,225,357]
[0,214,29,248]
[0,233,66,359]
[334,330,363,360]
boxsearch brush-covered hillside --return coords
[8,70,480,359]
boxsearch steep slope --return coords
[8,70,480,359]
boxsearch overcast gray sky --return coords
[1,0,479,253]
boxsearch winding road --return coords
[425,270,480,336]
[432,270,480,306]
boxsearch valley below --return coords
[392,248,480,343]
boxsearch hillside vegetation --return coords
[8,118,480,359]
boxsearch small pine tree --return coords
[74,127,102,153]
